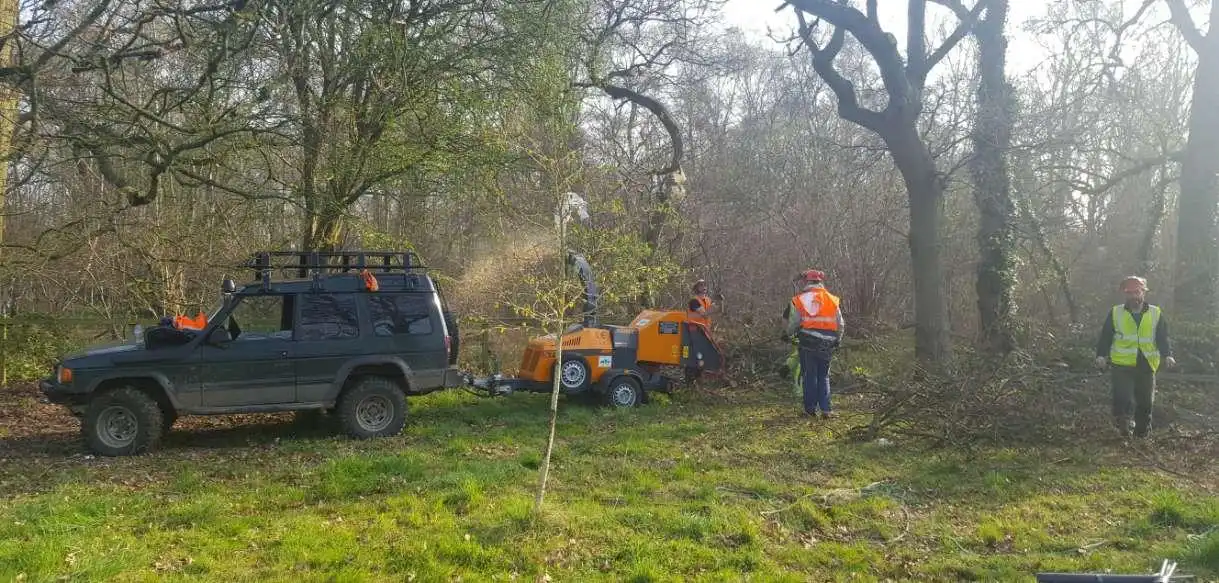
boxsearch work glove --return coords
[1094,356,1107,369]
[1166,356,1177,368]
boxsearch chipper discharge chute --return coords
[466,252,725,408]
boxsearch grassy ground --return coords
[2,382,1219,582]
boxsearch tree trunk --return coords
[970,0,1018,353]
[1138,168,1172,275]
[641,170,684,310]
[592,84,686,312]
[0,0,18,253]
[303,209,345,253]
[887,126,950,362]
[1173,0,1219,320]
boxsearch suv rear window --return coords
[298,293,360,341]
[368,294,434,336]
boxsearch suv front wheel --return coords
[82,387,166,456]
[338,377,408,439]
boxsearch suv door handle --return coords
[280,351,288,358]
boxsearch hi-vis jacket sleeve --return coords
[785,300,801,337]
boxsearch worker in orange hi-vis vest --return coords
[783,269,844,419]
[687,279,713,328]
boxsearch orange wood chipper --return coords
[465,253,725,408]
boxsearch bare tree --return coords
[1166,0,1219,320]
[573,0,727,306]
[787,0,988,362]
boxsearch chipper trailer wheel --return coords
[603,376,643,408]
[559,355,591,393]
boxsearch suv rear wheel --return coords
[337,377,407,439]
[82,387,165,456]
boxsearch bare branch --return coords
[795,11,885,132]
[919,0,990,84]
[577,81,683,175]
[1163,0,1207,53]
[31,0,115,73]
[788,0,914,119]
[908,0,927,85]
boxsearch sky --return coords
[718,0,1055,75]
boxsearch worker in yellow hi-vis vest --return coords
[1094,275,1176,438]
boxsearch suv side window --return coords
[298,293,360,341]
[227,294,293,341]
[368,293,434,337]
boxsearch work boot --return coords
[821,411,836,419]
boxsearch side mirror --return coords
[221,279,237,294]
[207,327,231,346]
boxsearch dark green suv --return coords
[40,251,462,456]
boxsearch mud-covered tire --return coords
[337,377,407,439]
[602,376,643,409]
[82,387,165,456]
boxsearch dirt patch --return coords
[0,383,312,462]
[0,383,349,497]
[0,384,74,429]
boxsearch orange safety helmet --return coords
[1119,275,1147,292]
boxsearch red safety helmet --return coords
[799,269,826,284]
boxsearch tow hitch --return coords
[461,373,542,397]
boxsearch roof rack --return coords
[244,251,425,290]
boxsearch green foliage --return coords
[1186,531,1219,571]
[0,314,84,382]
[571,213,682,321]
[349,220,415,254]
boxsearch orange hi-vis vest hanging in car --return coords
[792,287,840,332]
[360,269,380,292]
[688,295,712,327]
[174,312,207,331]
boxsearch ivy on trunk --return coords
[969,0,1018,354]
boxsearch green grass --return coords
[2,387,1219,582]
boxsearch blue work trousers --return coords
[799,347,832,414]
